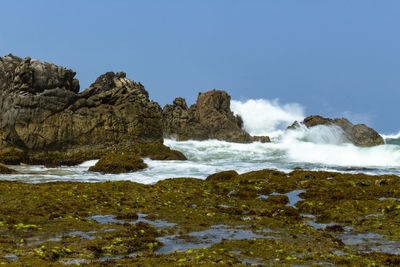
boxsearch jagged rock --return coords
[0,54,163,151]
[163,90,268,143]
[288,115,384,147]
[88,154,147,174]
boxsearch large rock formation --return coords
[163,90,269,143]
[0,54,163,152]
[288,115,384,147]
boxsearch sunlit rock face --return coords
[0,54,163,151]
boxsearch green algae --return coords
[88,154,147,174]
[0,148,27,165]
[0,169,399,265]
[0,141,186,168]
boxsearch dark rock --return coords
[163,90,269,143]
[250,136,271,143]
[0,148,27,164]
[206,170,239,182]
[288,115,384,147]
[88,154,147,174]
[0,55,163,152]
[0,164,18,174]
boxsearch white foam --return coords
[381,132,400,140]
[231,99,304,138]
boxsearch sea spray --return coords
[2,98,400,183]
[231,99,304,138]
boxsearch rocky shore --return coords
[0,54,397,265]
[0,169,399,265]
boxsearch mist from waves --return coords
[1,98,400,184]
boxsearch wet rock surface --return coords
[0,169,399,265]
[163,90,269,143]
[288,115,385,147]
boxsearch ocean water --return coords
[2,98,400,183]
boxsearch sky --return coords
[1,0,399,133]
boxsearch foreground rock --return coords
[0,54,162,152]
[163,90,270,143]
[289,115,384,147]
[0,169,398,265]
[89,154,147,174]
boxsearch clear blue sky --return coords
[1,1,399,133]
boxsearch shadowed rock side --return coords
[0,54,163,152]
[288,115,384,147]
[163,90,270,143]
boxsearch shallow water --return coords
[156,225,277,254]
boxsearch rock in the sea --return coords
[288,115,384,147]
[163,90,268,143]
[0,148,27,165]
[88,154,147,174]
[0,54,163,152]
[0,164,18,174]
[120,141,187,160]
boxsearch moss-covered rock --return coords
[206,170,238,182]
[88,154,148,174]
[121,141,187,160]
[0,164,18,174]
[0,169,399,265]
[26,141,186,168]
[0,148,27,165]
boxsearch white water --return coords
[2,98,400,183]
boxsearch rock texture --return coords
[163,90,269,143]
[88,153,147,174]
[0,54,163,152]
[206,170,239,182]
[288,115,384,147]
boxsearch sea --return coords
[2,98,400,184]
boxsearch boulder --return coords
[88,153,147,174]
[288,115,384,147]
[163,90,269,143]
[0,54,163,152]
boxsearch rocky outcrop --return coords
[0,54,163,152]
[88,154,147,174]
[163,90,269,143]
[288,115,384,147]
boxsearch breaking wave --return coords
[1,98,400,184]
